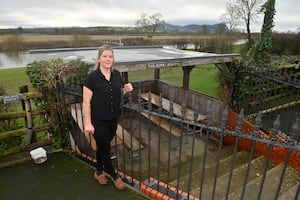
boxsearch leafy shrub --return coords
[26,58,92,148]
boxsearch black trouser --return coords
[92,119,118,179]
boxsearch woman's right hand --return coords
[85,123,95,134]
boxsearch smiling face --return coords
[98,49,114,70]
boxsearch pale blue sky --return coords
[0,0,298,32]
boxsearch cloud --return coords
[0,0,299,32]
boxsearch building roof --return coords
[29,46,240,72]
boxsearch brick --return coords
[156,192,164,200]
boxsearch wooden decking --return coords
[140,112,186,138]
[140,93,206,121]
[139,92,207,138]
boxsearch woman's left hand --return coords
[124,83,133,94]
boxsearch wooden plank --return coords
[141,93,206,121]
[0,124,51,140]
[141,112,186,138]
[116,124,144,151]
[0,109,46,120]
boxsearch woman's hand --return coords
[85,123,95,134]
[123,83,133,94]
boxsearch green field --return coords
[1,64,220,97]
[0,67,34,94]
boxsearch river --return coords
[0,48,99,69]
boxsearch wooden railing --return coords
[0,92,52,156]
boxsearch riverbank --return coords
[0,33,239,51]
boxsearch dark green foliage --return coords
[26,59,92,148]
[218,59,255,112]
[252,0,276,67]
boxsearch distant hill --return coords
[0,22,229,35]
[162,23,229,33]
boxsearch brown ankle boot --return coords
[94,171,108,185]
[112,177,126,190]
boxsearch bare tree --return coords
[135,12,164,38]
[222,3,241,33]
[223,0,265,49]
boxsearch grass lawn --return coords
[0,67,34,94]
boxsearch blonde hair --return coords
[94,44,115,70]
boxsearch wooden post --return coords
[154,69,160,79]
[19,85,37,144]
[182,66,195,90]
[24,96,34,145]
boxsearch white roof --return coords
[29,46,240,72]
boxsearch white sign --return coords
[3,94,20,104]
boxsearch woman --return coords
[83,44,133,190]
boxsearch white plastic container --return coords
[30,147,47,164]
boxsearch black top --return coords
[83,68,123,120]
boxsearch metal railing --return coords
[60,80,299,200]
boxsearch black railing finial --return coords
[221,106,228,129]
[254,111,262,136]
[290,118,300,144]
[236,108,244,133]
[272,114,281,140]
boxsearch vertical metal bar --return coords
[62,83,78,154]
[211,131,223,200]
[146,91,152,182]
[119,87,126,176]
[156,93,163,191]
[199,128,209,200]
[175,97,186,199]
[211,109,244,200]
[187,104,200,199]
[256,140,273,199]
[240,112,261,200]
[225,109,244,199]
[240,140,256,200]
[166,96,174,196]
[225,136,239,199]
[199,101,213,200]
[137,86,143,187]
[257,115,280,199]
[128,92,134,183]
[274,149,291,199]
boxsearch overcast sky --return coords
[0,0,299,32]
